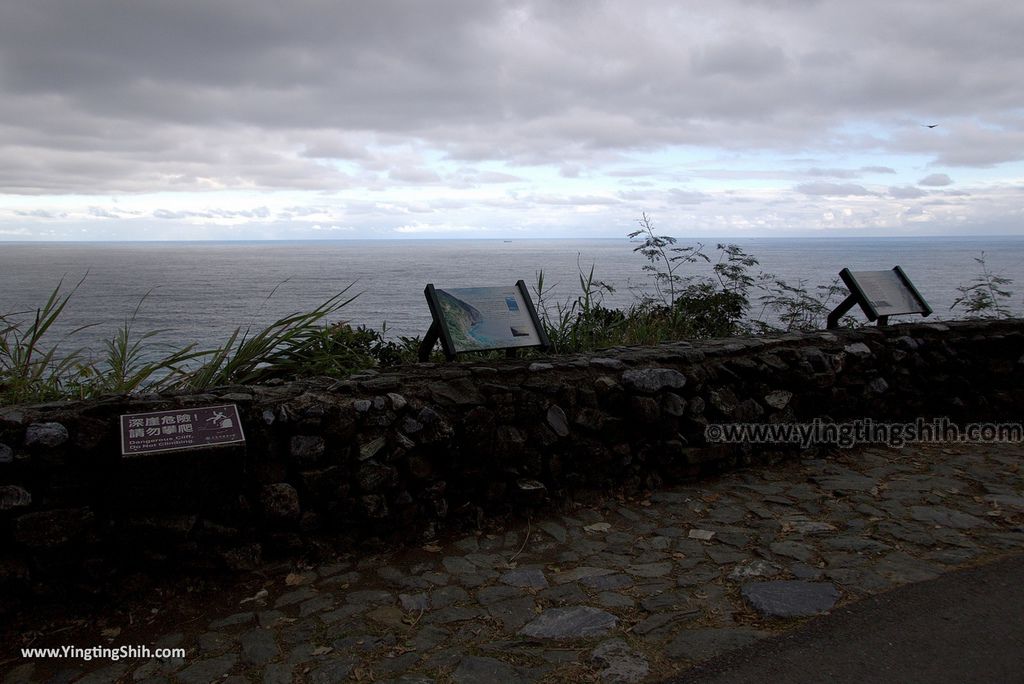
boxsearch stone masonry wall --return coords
[1,319,1023,595]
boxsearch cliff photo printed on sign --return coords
[434,286,542,353]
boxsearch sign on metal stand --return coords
[419,280,549,361]
[827,266,932,329]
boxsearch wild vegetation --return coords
[1,217,1018,406]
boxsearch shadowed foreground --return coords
[670,551,1024,684]
[2,439,1023,682]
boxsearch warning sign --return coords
[120,404,246,456]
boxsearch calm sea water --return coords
[2,237,1023,361]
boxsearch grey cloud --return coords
[388,168,443,184]
[153,209,187,220]
[667,189,711,204]
[800,165,897,179]
[691,40,789,79]
[889,186,928,199]
[0,1,1023,194]
[805,168,863,179]
[795,182,876,197]
[451,169,523,186]
[299,136,373,161]
[527,194,621,207]
[88,206,120,218]
[152,207,273,220]
[14,209,65,218]
[474,171,523,184]
[919,173,953,186]
[559,165,582,178]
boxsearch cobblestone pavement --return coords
[4,442,1024,683]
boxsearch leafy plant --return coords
[951,252,1014,319]
[283,321,424,375]
[752,275,859,332]
[628,212,708,309]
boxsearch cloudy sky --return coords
[1,0,1022,241]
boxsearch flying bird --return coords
[921,124,939,128]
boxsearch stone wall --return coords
[2,319,1023,595]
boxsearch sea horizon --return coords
[3,236,1024,361]
[2,234,1024,245]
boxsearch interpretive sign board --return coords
[827,266,931,329]
[120,404,246,456]
[420,280,549,360]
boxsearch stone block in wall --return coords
[361,494,389,519]
[300,466,346,502]
[734,399,765,422]
[621,368,687,394]
[14,507,96,548]
[492,425,527,462]
[289,435,326,466]
[428,379,483,406]
[0,484,31,510]
[358,435,388,461]
[530,424,560,449]
[260,483,301,524]
[0,557,30,586]
[357,462,399,493]
[23,422,69,449]
[629,396,661,424]
[120,514,197,542]
[764,390,793,410]
[546,405,570,437]
[662,392,687,417]
[220,543,262,571]
[406,455,433,480]
[708,388,739,418]
[414,407,454,444]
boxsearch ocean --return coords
[2,237,1023,361]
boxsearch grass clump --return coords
[0,281,374,405]
[181,283,360,389]
[0,276,93,404]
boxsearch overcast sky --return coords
[1,0,1022,241]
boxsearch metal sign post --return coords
[419,280,549,361]
[828,266,932,329]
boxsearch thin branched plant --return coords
[951,252,1014,319]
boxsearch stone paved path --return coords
[3,441,1023,683]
